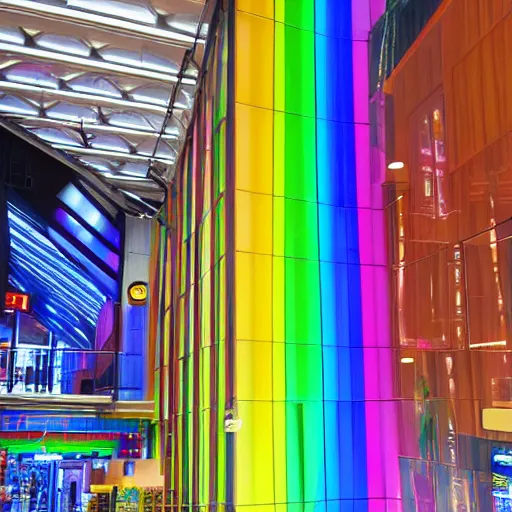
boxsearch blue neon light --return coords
[49,228,118,299]
[58,184,120,249]
[7,202,106,348]
[0,411,146,433]
[55,208,119,272]
[315,1,369,507]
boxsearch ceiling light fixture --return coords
[103,172,150,181]
[469,341,507,348]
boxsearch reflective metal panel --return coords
[0,0,212,216]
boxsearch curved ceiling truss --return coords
[0,0,212,217]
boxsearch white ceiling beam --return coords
[0,116,145,215]
[51,143,174,165]
[0,42,183,83]
[8,114,179,140]
[0,80,170,114]
[0,0,203,47]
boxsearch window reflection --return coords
[416,106,448,218]
[465,220,512,350]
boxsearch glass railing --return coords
[0,347,117,396]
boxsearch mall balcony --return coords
[0,0,212,409]
[0,146,157,415]
[0,0,212,509]
[0,131,164,506]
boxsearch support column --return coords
[233,0,401,510]
[119,216,151,401]
[167,1,401,509]
[7,310,19,393]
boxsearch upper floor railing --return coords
[0,347,117,397]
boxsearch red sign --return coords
[0,450,6,486]
[5,292,30,312]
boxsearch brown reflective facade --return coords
[385,1,512,509]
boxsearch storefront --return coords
[493,450,512,512]
[88,485,166,512]
[0,428,149,511]
[1,452,60,512]
[0,455,166,512]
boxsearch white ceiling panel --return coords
[0,0,211,216]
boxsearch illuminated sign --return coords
[494,454,512,466]
[34,453,62,462]
[127,282,147,306]
[0,450,6,486]
[4,292,30,312]
[493,472,509,491]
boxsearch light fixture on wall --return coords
[400,357,414,364]
[127,282,148,306]
[469,341,507,349]
[388,161,405,170]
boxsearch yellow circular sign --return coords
[128,282,147,305]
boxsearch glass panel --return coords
[464,223,512,350]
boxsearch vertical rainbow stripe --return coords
[235,0,370,509]
[164,8,231,511]
[163,0,401,510]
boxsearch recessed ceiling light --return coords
[469,341,507,348]
[388,161,405,170]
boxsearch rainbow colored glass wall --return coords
[159,1,401,511]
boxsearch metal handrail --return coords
[0,347,119,396]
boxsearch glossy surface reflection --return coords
[385,0,512,510]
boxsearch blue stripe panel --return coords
[316,36,355,123]
[352,401,369,499]
[316,120,357,207]
[319,205,348,263]
[315,1,368,509]
[338,401,355,499]
[49,228,118,299]
[315,0,353,38]
[321,263,351,347]
[7,201,106,348]
[324,403,342,500]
